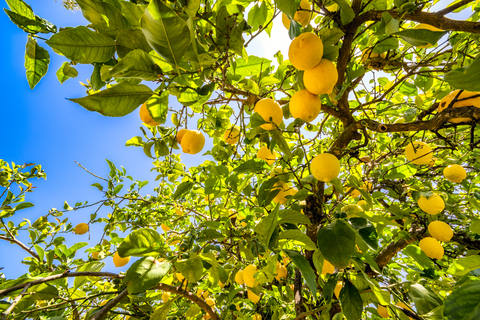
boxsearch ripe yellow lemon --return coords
[437,90,480,123]
[443,164,467,183]
[254,98,283,130]
[303,59,338,95]
[162,292,171,303]
[248,289,260,303]
[289,89,322,122]
[377,305,390,318]
[243,265,258,287]
[161,223,171,232]
[334,281,342,298]
[176,128,188,144]
[224,126,240,144]
[139,102,160,126]
[113,251,130,267]
[235,270,245,285]
[92,251,100,259]
[181,130,205,154]
[418,193,444,215]
[311,153,340,182]
[281,0,311,29]
[74,223,89,235]
[272,181,293,205]
[257,146,276,165]
[428,221,453,242]
[205,297,215,307]
[419,237,444,259]
[275,262,288,280]
[288,32,324,71]
[322,260,335,276]
[253,314,262,320]
[404,141,432,165]
[349,181,372,198]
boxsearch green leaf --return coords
[90,63,105,91]
[317,220,356,268]
[319,27,345,46]
[117,228,164,257]
[283,249,317,296]
[76,0,130,38]
[372,37,399,53]
[185,0,200,17]
[141,0,191,71]
[274,0,301,19]
[278,230,316,250]
[185,304,202,319]
[445,55,480,92]
[340,280,363,320]
[278,209,311,225]
[24,36,49,89]
[4,9,48,34]
[125,136,144,147]
[74,262,104,290]
[254,204,280,247]
[151,297,178,320]
[6,0,34,19]
[331,178,345,196]
[471,221,480,235]
[154,140,169,157]
[116,29,152,58]
[333,0,355,25]
[234,159,270,174]
[444,281,480,319]
[349,218,378,250]
[173,181,194,200]
[175,257,204,282]
[69,81,153,117]
[104,49,161,81]
[14,202,34,211]
[288,20,302,40]
[271,129,292,158]
[45,26,116,64]
[56,61,78,84]
[392,29,447,47]
[250,112,267,127]
[247,1,268,32]
[408,283,442,315]
[147,90,169,124]
[125,257,171,293]
[233,55,272,77]
[447,255,480,276]
[384,165,417,180]
[404,244,435,269]
[257,178,280,206]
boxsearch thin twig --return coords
[91,288,129,320]
[74,161,108,181]
[2,283,31,320]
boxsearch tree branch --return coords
[1,283,31,320]
[91,288,129,320]
[0,235,41,263]
[436,0,474,16]
[375,236,419,270]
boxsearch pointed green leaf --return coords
[151,297,178,320]
[317,220,356,268]
[274,0,301,19]
[125,257,171,293]
[74,262,104,290]
[45,26,116,64]
[271,129,292,158]
[447,255,480,276]
[254,204,280,247]
[333,0,355,25]
[104,49,160,81]
[69,81,153,117]
[445,55,480,92]
[147,90,169,124]
[6,0,34,19]
[116,29,152,58]
[392,29,447,47]
[278,230,316,250]
[76,0,130,38]
[173,181,194,200]
[340,280,363,320]
[444,281,480,320]
[278,209,311,225]
[175,257,204,283]
[56,62,78,84]
[409,283,442,315]
[234,159,270,174]
[349,218,378,250]
[4,9,43,33]
[283,249,317,296]
[404,244,435,269]
[185,0,200,17]
[117,228,164,257]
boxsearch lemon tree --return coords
[4,0,480,319]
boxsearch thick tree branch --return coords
[153,283,220,320]
[91,288,129,320]
[375,236,419,270]
[436,0,474,16]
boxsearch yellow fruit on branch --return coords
[275,262,288,280]
[243,265,258,287]
[437,90,480,123]
[404,141,433,165]
[176,128,188,144]
[254,98,283,130]
[74,223,89,235]
[91,251,100,259]
[417,193,445,215]
[289,89,322,122]
[419,237,444,259]
[224,126,240,145]
[235,270,245,285]
[253,314,262,320]
[162,292,171,303]
[113,251,130,267]
[281,0,311,29]
[443,164,467,183]
[377,305,390,318]
[180,130,205,154]
[205,297,215,307]
[257,146,276,165]
[303,59,338,95]
[428,221,453,241]
[139,102,160,126]
[311,153,340,182]
[288,32,324,71]
[247,289,260,303]
[272,180,293,205]
[321,260,335,276]
[357,200,369,211]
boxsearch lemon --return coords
[181,130,205,154]
[176,128,188,144]
[253,314,262,320]
[139,102,160,126]
[197,289,210,299]
[288,32,324,71]
[341,204,364,218]
[205,297,215,307]
[175,207,185,216]
[254,98,283,130]
[272,181,293,205]
[404,141,432,165]
[321,260,335,276]
[419,237,444,259]
[269,166,285,178]
[377,305,390,318]
[289,89,322,122]
[437,90,480,123]
[357,200,369,211]
[161,223,171,232]
[428,221,453,241]
[224,126,240,144]
[91,251,100,259]
[334,281,342,298]
[257,146,276,165]
[281,0,311,29]
[74,223,89,235]
[303,59,338,95]
[162,292,171,303]
[247,289,260,303]
[443,164,467,183]
[349,181,372,198]
[235,270,244,285]
[311,153,340,182]
[418,193,444,215]
[113,251,130,267]
[243,265,258,287]
[275,262,288,280]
